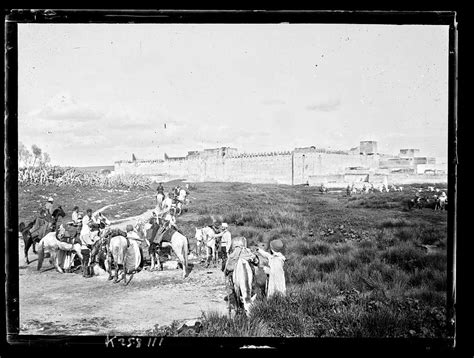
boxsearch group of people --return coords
[41,196,112,277]
[412,189,448,210]
[224,231,287,302]
[39,183,287,308]
[204,220,287,302]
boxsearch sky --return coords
[18,23,449,167]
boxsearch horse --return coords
[19,206,66,264]
[232,258,257,316]
[156,192,165,208]
[19,219,38,264]
[195,227,219,267]
[152,226,190,278]
[36,231,83,273]
[170,199,183,216]
[106,235,141,285]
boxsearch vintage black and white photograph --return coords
[12,17,453,339]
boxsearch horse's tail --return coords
[37,239,45,271]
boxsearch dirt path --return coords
[19,205,229,335]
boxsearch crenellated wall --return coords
[114,144,445,185]
[114,149,379,185]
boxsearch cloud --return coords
[261,99,286,106]
[305,98,341,112]
[29,92,102,122]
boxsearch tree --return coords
[18,142,33,167]
[41,152,51,167]
[31,144,42,167]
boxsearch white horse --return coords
[142,225,190,278]
[195,227,218,267]
[37,231,83,273]
[107,235,142,285]
[156,192,165,208]
[232,258,257,316]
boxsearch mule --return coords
[37,231,83,273]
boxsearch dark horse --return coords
[19,206,66,264]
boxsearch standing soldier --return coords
[214,223,232,271]
[80,209,94,278]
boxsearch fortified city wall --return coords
[114,141,447,186]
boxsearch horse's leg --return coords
[182,240,189,278]
[125,272,135,286]
[150,248,155,271]
[157,251,163,271]
[32,237,37,254]
[121,262,127,285]
[52,251,63,273]
[113,262,119,283]
[23,236,31,265]
[37,240,44,271]
[107,252,114,281]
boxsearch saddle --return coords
[105,228,127,239]
[154,227,177,244]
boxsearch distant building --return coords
[360,141,378,155]
[399,149,420,158]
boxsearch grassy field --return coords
[18,180,450,338]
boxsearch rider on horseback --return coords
[157,182,164,195]
[153,212,178,249]
[71,206,81,226]
[45,197,54,216]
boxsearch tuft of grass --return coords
[294,240,333,256]
[380,218,414,228]
[382,242,426,272]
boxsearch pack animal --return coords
[232,258,257,316]
[106,234,142,285]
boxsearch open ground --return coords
[18,180,449,337]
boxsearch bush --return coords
[416,226,446,246]
[382,242,425,272]
[394,227,415,242]
[293,240,333,256]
